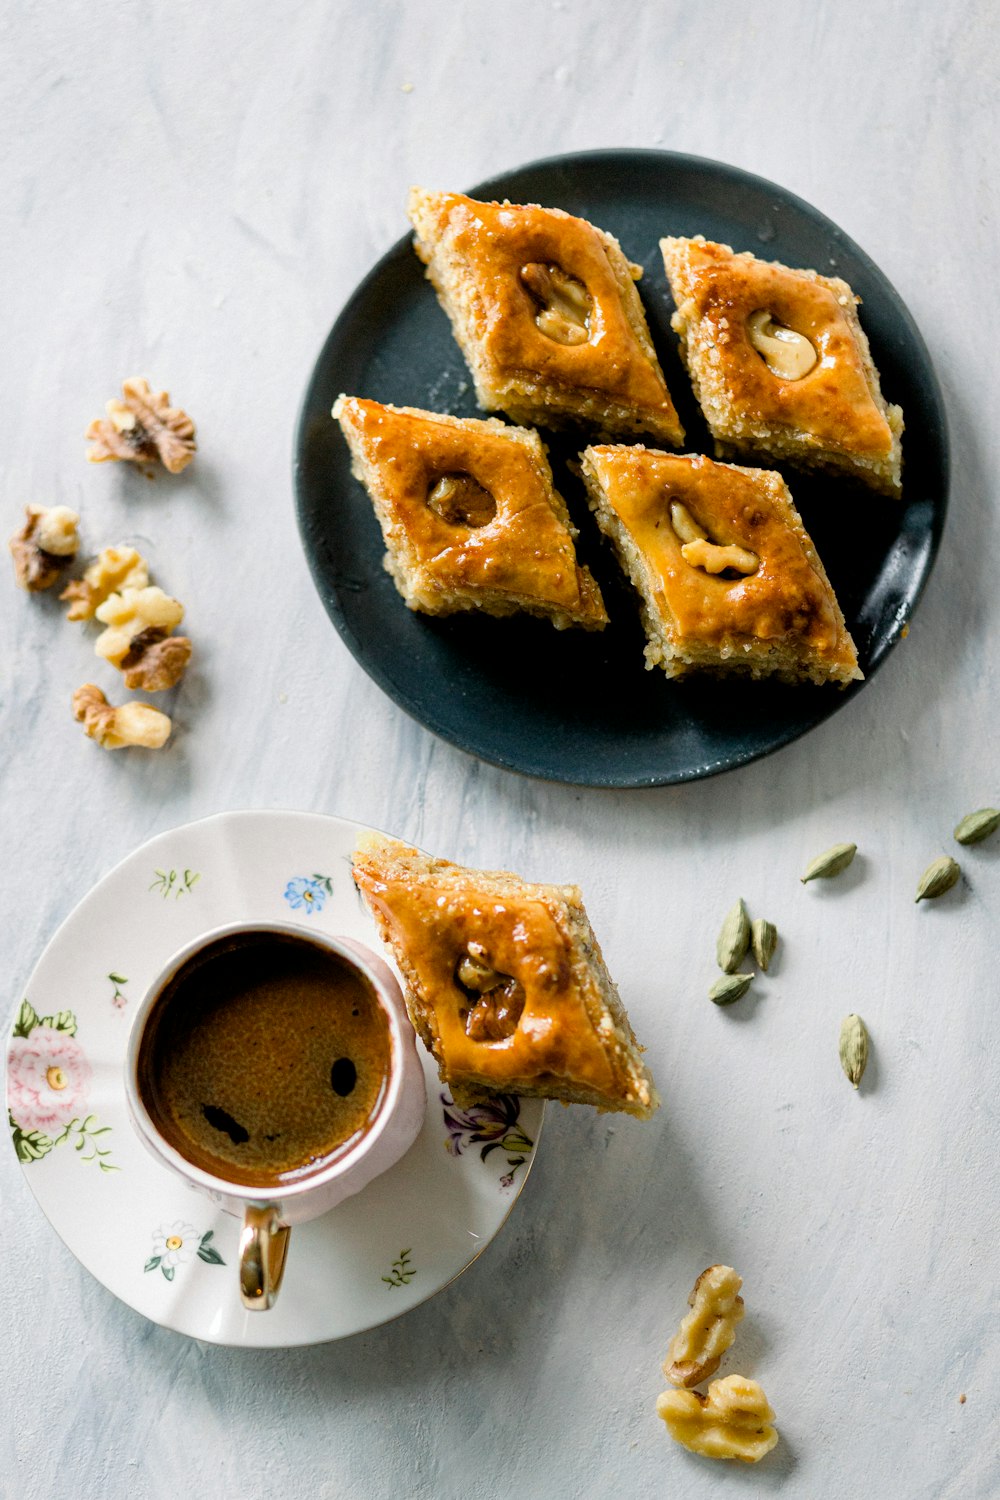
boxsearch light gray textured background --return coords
[2,2,998,1497]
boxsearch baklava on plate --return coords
[410,189,685,446]
[334,395,607,631]
[581,445,862,685]
[661,235,903,497]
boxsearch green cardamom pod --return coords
[801,842,857,883]
[716,898,750,973]
[751,917,778,972]
[915,855,961,903]
[839,1013,869,1089]
[709,972,753,1006]
[954,808,1000,846]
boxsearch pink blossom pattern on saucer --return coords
[8,1001,118,1172]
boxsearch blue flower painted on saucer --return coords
[283,874,333,915]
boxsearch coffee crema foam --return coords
[137,932,391,1187]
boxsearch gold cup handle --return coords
[239,1204,290,1311]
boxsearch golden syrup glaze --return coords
[353,862,621,1099]
[585,446,857,667]
[667,237,894,457]
[415,192,680,424]
[336,397,606,622]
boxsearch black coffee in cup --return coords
[136,930,391,1187]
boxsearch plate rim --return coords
[293,147,950,788]
[5,807,545,1348]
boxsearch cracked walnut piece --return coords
[94,586,184,667]
[9,506,80,591]
[664,1265,745,1388]
[657,1375,778,1464]
[73,684,172,750]
[86,377,196,474]
[61,546,149,620]
[121,630,192,691]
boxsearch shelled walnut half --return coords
[663,1264,745,1388]
[86,377,196,474]
[61,546,149,621]
[73,684,172,750]
[93,585,182,657]
[656,1375,778,1464]
[9,506,80,591]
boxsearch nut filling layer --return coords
[745,309,818,381]
[455,945,526,1043]
[427,472,498,528]
[518,262,593,346]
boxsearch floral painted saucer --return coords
[6,810,543,1347]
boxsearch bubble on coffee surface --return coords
[201,1103,250,1145]
[330,1057,357,1097]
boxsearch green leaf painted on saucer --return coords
[11,1000,39,1039]
[382,1248,416,1288]
[9,1111,53,1163]
[149,868,201,900]
[37,1010,77,1036]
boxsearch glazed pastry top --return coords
[335,397,605,620]
[353,846,623,1097]
[583,445,857,666]
[664,236,895,458]
[412,191,678,421]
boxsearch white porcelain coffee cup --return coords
[124,922,425,1310]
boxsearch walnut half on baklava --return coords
[333,396,607,631]
[352,834,658,1119]
[409,189,685,446]
[580,445,862,685]
[661,235,903,497]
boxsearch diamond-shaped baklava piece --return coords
[580,445,862,685]
[353,834,658,1119]
[661,236,903,497]
[409,189,685,446]
[333,396,607,630]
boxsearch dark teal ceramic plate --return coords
[294,150,948,786]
